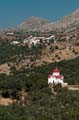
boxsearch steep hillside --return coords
[52,9,79,29]
[0,57,79,119]
[0,9,79,73]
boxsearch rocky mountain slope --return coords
[53,8,79,29]
[16,9,79,31]
[17,16,53,32]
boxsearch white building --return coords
[6,32,14,35]
[48,68,67,86]
[46,35,55,40]
[23,39,29,44]
[11,41,20,45]
[30,38,40,45]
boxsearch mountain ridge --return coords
[16,8,79,32]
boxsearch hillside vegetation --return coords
[0,8,79,120]
[0,57,79,119]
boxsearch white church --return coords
[48,68,67,86]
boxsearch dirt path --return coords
[68,85,79,90]
[0,98,15,106]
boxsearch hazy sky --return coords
[0,0,79,28]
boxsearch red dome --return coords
[48,74,52,78]
[55,75,61,79]
[53,68,60,72]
